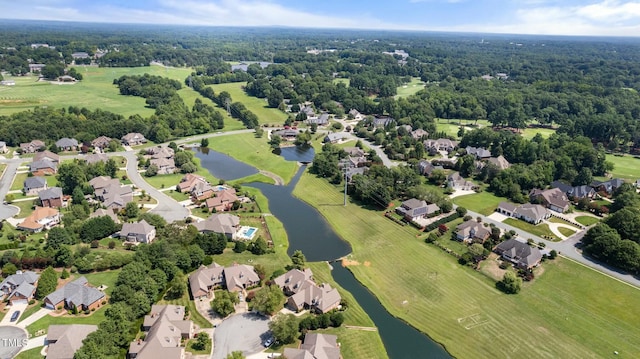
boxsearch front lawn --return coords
[558,227,576,237]
[503,218,557,239]
[80,270,121,296]
[452,191,506,216]
[12,199,35,217]
[25,305,107,337]
[14,347,43,359]
[10,172,28,191]
[575,216,600,226]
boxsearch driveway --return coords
[212,313,270,359]
[17,308,52,328]
[20,334,46,351]
[0,302,28,325]
[0,160,21,220]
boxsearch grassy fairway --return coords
[207,132,298,184]
[452,191,506,215]
[435,119,491,138]
[292,171,640,358]
[521,127,556,140]
[208,82,287,125]
[575,216,600,226]
[606,154,640,180]
[395,77,425,99]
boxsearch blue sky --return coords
[1,0,639,36]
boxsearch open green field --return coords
[208,82,287,125]
[575,215,600,226]
[0,66,191,117]
[25,305,107,336]
[452,191,506,215]
[207,132,298,185]
[395,77,425,99]
[293,171,640,358]
[435,119,491,138]
[606,154,640,180]
[503,218,556,239]
[521,127,557,140]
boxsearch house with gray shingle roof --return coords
[44,276,105,311]
[529,188,569,213]
[465,146,492,159]
[193,213,240,239]
[396,198,439,221]
[121,132,147,146]
[34,150,60,164]
[456,220,491,243]
[84,153,109,164]
[120,220,156,244]
[323,132,350,144]
[274,268,314,296]
[286,280,341,314]
[283,333,341,359]
[129,305,193,359]
[0,270,39,303]
[514,204,549,224]
[46,324,98,359]
[55,138,79,151]
[39,187,64,208]
[23,176,48,195]
[0,141,6,153]
[30,159,57,175]
[495,239,542,269]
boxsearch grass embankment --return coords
[207,132,298,185]
[292,171,640,358]
[503,218,556,239]
[452,191,506,216]
[208,82,287,126]
[575,216,600,226]
[606,154,640,180]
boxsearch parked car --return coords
[10,311,20,322]
[263,337,274,347]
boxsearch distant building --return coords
[121,133,147,146]
[19,140,45,153]
[55,138,79,151]
[91,136,112,150]
[455,220,491,243]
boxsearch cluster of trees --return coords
[268,310,345,345]
[188,76,260,128]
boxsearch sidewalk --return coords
[17,308,52,328]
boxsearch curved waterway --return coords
[197,146,452,358]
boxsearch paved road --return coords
[465,208,640,288]
[332,119,398,167]
[0,160,21,220]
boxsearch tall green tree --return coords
[268,313,299,344]
[252,285,285,315]
[35,266,58,300]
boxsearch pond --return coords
[273,145,316,163]
[193,147,258,180]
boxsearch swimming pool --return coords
[236,226,258,240]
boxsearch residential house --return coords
[34,150,60,164]
[44,276,105,311]
[300,106,316,118]
[231,61,272,72]
[496,202,519,217]
[23,176,48,195]
[71,52,90,59]
[348,109,364,121]
[28,64,45,73]
[46,325,98,359]
[120,220,156,243]
[89,208,120,224]
[486,155,511,170]
[447,172,477,191]
[411,128,429,140]
[286,281,341,314]
[283,333,341,359]
[514,204,549,224]
[55,138,79,151]
[20,140,45,153]
[190,181,215,202]
[129,305,194,359]
[150,157,176,175]
[552,181,596,200]
[396,198,439,221]
[121,132,147,146]
[188,263,225,299]
[91,136,112,150]
[30,159,57,175]
[177,173,208,193]
[372,116,395,128]
[323,132,350,144]
[455,220,491,243]
[90,176,133,210]
[147,146,175,159]
[530,188,570,213]
[39,187,65,208]
[18,207,61,233]
[417,160,443,177]
[274,268,314,295]
[495,239,542,269]
[224,264,261,292]
[272,129,300,141]
[0,141,7,153]
[89,176,120,194]
[306,113,329,125]
[193,213,240,239]
[84,153,109,164]
[423,138,458,154]
[432,158,457,169]
[592,178,625,195]
[465,146,492,159]
[0,270,39,303]
[342,147,365,158]
[205,188,239,212]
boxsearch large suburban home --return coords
[396,198,440,222]
[84,153,109,164]
[205,188,239,212]
[447,172,477,191]
[30,159,57,175]
[323,132,350,144]
[55,138,79,151]
[90,176,133,210]
[18,207,61,233]
[495,239,542,269]
[486,155,511,170]
[150,157,176,175]
[89,208,120,224]
[342,147,366,158]
[23,176,48,195]
[0,270,39,304]
[190,181,215,202]
[372,116,395,128]
[411,128,429,140]
[306,113,329,125]
[121,132,147,146]
[348,109,364,121]
[147,146,175,159]
[283,333,341,359]
[89,176,121,194]
[91,136,112,150]
[119,220,156,244]
[591,178,626,195]
[46,324,98,359]
[20,140,46,153]
[193,213,240,239]
[224,264,260,292]
[286,281,342,314]
[423,138,458,154]
[417,160,444,177]
[515,204,550,224]
[177,173,208,193]
[44,276,105,311]
[272,129,300,141]
[455,220,491,243]
[39,187,65,208]
[34,150,60,164]
[465,146,492,159]
[129,305,194,359]
[188,263,226,299]
[551,181,596,200]
[274,268,314,296]
[529,188,570,213]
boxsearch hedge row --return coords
[425,213,460,232]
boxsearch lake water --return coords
[273,145,316,163]
[193,147,258,180]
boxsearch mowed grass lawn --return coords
[606,154,640,180]
[208,82,287,125]
[503,218,557,239]
[292,171,640,358]
[452,191,506,216]
[395,77,425,99]
[521,127,557,140]
[435,119,491,138]
[207,132,298,184]
[25,305,107,336]
[575,216,600,226]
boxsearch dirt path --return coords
[259,170,284,186]
[344,325,378,331]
